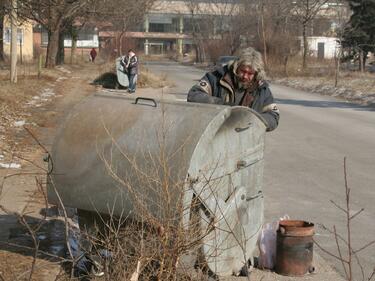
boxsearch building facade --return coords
[2,17,34,62]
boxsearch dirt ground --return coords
[0,61,105,281]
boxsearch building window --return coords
[3,27,24,44]
[41,29,49,46]
[77,31,94,41]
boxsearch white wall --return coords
[64,35,99,48]
[300,36,340,59]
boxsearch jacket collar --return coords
[219,71,235,103]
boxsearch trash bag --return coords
[258,215,289,269]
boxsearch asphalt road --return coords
[143,60,375,279]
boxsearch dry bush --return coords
[204,39,234,63]
[267,54,338,78]
[314,158,375,281]
[138,67,173,88]
[85,124,209,280]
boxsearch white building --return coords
[301,36,340,59]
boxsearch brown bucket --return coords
[275,220,315,276]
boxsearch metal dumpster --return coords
[47,91,266,276]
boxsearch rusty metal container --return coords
[47,91,267,276]
[275,220,315,276]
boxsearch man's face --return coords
[237,65,256,86]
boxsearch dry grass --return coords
[138,66,173,88]
[0,76,54,103]
[0,63,63,154]
[0,252,51,281]
[266,55,375,106]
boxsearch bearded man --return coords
[187,47,279,131]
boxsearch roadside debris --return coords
[55,66,72,74]
[0,162,21,169]
[14,120,26,127]
[56,77,68,82]
[258,215,289,270]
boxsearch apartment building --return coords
[99,0,239,56]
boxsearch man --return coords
[187,47,279,131]
[121,49,139,93]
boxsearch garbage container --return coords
[47,91,267,276]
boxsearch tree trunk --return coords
[284,55,289,77]
[0,10,5,61]
[119,32,125,56]
[359,49,364,72]
[260,7,267,69]
[115,33,121,56]
[194,42,199,63]
[70,34,77,64]
[10,0,17,83]
[334,50,340,87]
[56,30,65,65]
[302,22,308,69]
[362,51,367,71]
[198,40,206,63]
[45,27,60,68]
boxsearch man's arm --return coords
[187,75,223,104]
[260,88,280,131]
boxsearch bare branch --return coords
[313,237,348,262]
[330,199,348,214]
[349,208,364,221]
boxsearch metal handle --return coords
[235,122,252,133]
[134,97,157,107]
[243,190,263,201]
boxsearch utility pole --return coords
[10,0,17,83]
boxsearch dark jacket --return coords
[121,54,138,75]
[187,65,279,131]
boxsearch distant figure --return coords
[90,48,97,62]
[120,49,139,93]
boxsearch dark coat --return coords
[187,64,279,131]
[121,54,138,75]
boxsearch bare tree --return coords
[184,0,242,63]
[0,0,9,62]
[19,0,92,68]
[91,0,156,56]
[207,0,242,55]
[183,0,205,62]
[249,0,297,70]
[291,0,330,69]
[10,0,17,83]
[314,158,375,281]
[332,0,350,87]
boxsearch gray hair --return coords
[232,47,267,81]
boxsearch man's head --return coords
[232,47,266,89]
